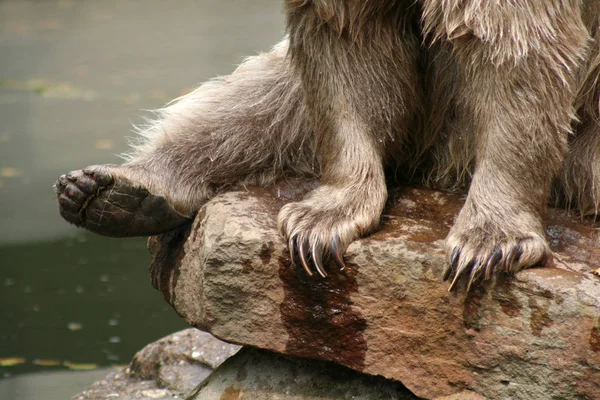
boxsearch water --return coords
[0,233,184,375]
[0,0,284,397]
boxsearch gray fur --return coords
[57,0,600,288]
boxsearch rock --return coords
[192,347,417,399]
[73,328,241,400]
[149,180,600,400]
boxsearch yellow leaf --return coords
[0,168,23,178]
[0,357,26,367]
[63,361,98,371]
[94,139,114,150]
[33,359,61,366]
[67,322,83,331]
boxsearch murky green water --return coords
[0,233,186,376]
[0,0,283,397]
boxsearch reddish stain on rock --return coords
[463,285,487,331]
[278,256,368,371]
[492,285,522,318]
[220,386,240,400]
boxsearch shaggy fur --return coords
[56,0,600,289]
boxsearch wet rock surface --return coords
[75,332,419,400]
[192,347,417,400]
[73,329,240,400]
[149,181,600,400]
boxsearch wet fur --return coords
[57,0,600,287]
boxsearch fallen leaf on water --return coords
[94,139,113,150]
[0,168,23,178]
[67,322,83,331]
[63,361,98,371]
[33,359,61,367]
[0,358,26,367]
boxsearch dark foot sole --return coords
[56,166,191,237]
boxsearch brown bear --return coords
[56,0,600,290]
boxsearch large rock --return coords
[73,329,240,400]
[75,330,420,400]
[193,347,417,400]
[149,181,600,400]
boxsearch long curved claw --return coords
[466,261,479,292]
[444,248,461,281]
[331,235,346,271]
[485,249,503,280]
[298,239,313,276]
[447,268,462,292]
[504,246,523,273]
[311,242,327,278]
[448,257,473,292]
[288,235,297,266]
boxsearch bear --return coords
[56,0,600,290]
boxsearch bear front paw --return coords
[444,220,551,291]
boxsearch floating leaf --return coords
[63,361,97,371]
[67,322,83,331]
[0,168,23,178]
[94,139,113,150]
[0,358,26,367]
[33,359,61,366]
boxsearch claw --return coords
[331,235,346,271]
[485,249,503,280]
[504,246,523,273]
[466,261,479,292]
[448,258,473,292]
[311,242,327,278]
[444,248,460,281]
[447,268,462,292]
[298,239,313,276]
[288,235,297,265]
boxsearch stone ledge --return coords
[149,181,600,399]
